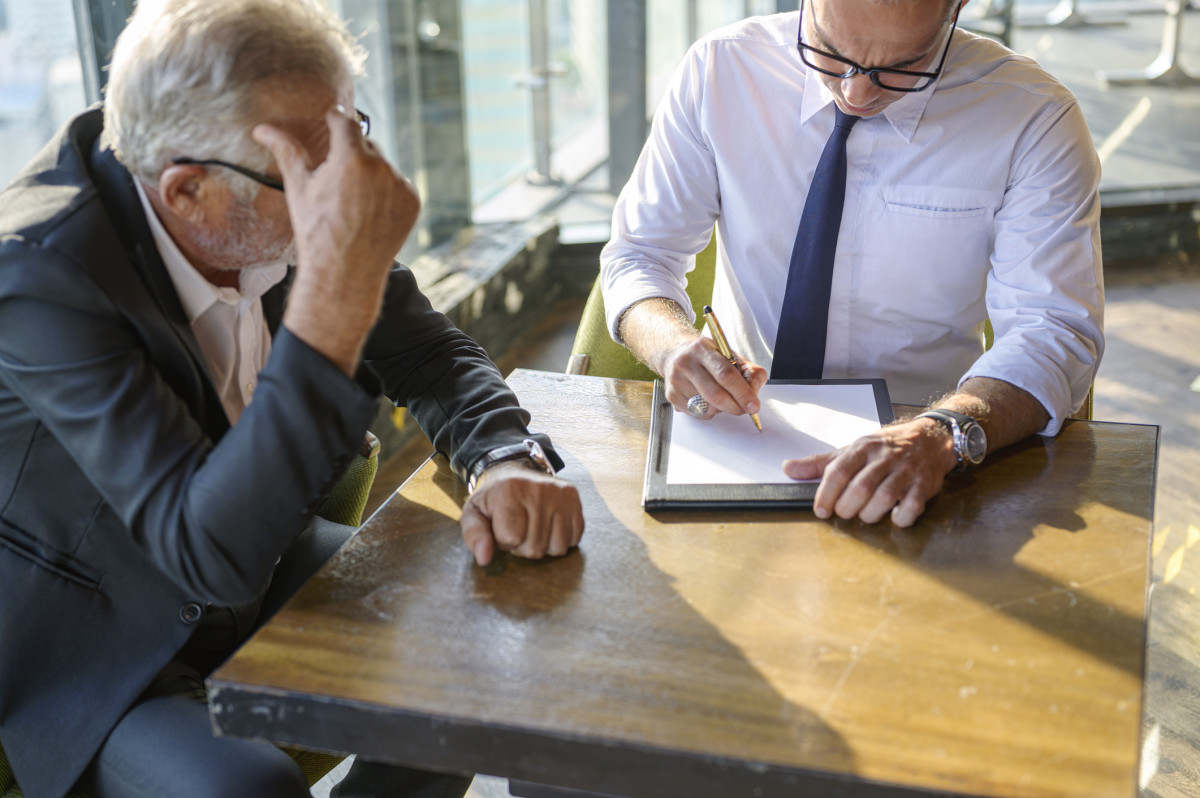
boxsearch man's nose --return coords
[841,73,881,108]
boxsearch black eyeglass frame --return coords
[797,0,960,93]
[172,108,370,192]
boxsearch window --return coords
[0,0,86,189]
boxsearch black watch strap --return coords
[918,408,975,430]
[916,409,986,472]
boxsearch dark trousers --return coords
[82,519,473,798]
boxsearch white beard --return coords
[195,193,295,274]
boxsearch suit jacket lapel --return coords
[87,136,231,442]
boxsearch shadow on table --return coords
[831,421,1151,677]
[282,454,861,798]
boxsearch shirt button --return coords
[246,382,255,395]
[179,603,204,624]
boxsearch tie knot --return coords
[833,106,860,132]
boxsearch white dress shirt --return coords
[135,182,287,425]
[600,13,1103,433]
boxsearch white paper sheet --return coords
[664,383,884,485]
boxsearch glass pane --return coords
[697,0,751,40]
[0,0,87,188]
[648,0,689,104]
[549,0,604,152]
[330,0,406,175]
[647,0,760,111]
[462,0,535,203]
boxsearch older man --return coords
[0,1,583,797]
[601,0,1103,527]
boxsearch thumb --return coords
[251,123,309,189]
[782,451,834,481]
[460,499,495,566]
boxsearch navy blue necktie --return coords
[771,107,860,379]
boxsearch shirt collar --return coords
[134,180,287,322]
[798,31,958,143]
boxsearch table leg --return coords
[1099,1,1200,86]
[1018,0,1128,27]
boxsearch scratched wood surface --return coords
[210,369,1158,798]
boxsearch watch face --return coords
[964,423,987,464]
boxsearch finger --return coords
[251,123,310,187]
[665,367,719,414]
[890,484,928,528]
[812,448,864,520]
[832,454,896,521]
[856,471,910,525]
[544,508,571,557]
[543,486,585,552]
[324,107,366,156]
[569,492,585,548]
[490,500,530,552]
[663,340,728,412]
[510,509,550,560]
[459,500,495,566]
[552,484,585,554]
[742,361,770,392]
[709,356,761,416]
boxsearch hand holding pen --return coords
[701,305,762,432]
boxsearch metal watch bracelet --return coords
[467,438,556,493]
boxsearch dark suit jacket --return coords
[0,108,561,798]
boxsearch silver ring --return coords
[686,394,709,418]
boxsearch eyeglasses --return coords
[172,108,370,192]
[797,0,959,93]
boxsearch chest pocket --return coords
[882,186,993,221]
[858,186,996,324]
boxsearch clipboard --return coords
[642,378,893,511]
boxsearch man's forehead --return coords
[253,73,350,110]
[809,0,952,60]
[249,75,353,155]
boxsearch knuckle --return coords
[823,456,854,483]
[516,541,547,560]
[493,521,524,547]
[873,483,903,509]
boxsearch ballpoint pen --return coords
[702,304,763,432]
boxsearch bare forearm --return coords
[935,376,1051,453]
[616,297,698,375]
[284,273,387,376]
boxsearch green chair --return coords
[982,320,1093,420]
[566,234,717,379]
[568,236,1093,421]
[0,433,380,797]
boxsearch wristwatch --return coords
[916,409,987,472]
[467,438,556,493]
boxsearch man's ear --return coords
[155,164,219,226]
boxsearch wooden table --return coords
[209,370,1158,798]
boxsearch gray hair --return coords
[102,0,366,188]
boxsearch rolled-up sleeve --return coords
[961,97,1104,435]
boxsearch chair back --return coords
[983,320,1093,420]
[567,234,717,379]
[315,431,381,526]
